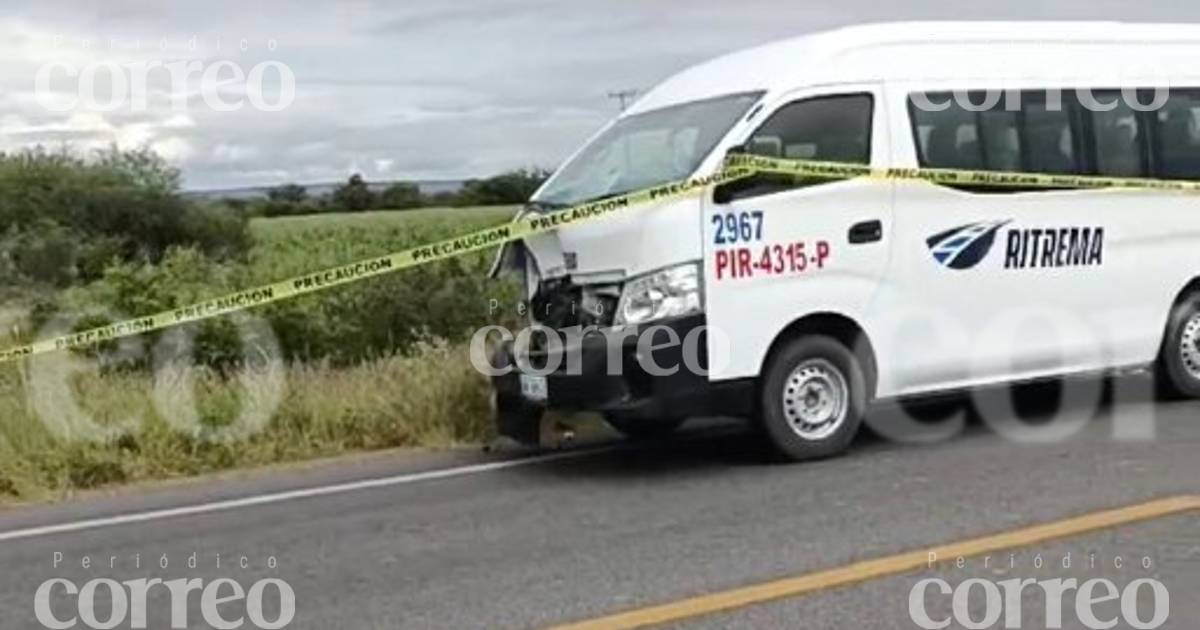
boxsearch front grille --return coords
[530,279,618,330]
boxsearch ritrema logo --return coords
[925,220,1010,270]
[927,221,1106,271]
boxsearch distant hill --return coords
[184,179,466,201]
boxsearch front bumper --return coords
[491,315,753,440]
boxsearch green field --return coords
[251,205,517,237]
[245,206,518,290]
[0,206,522,502]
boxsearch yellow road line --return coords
[547,495,1200,630]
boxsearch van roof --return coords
[627,21,1200,115]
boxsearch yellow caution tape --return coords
[3,154,1199,364]
[725,154,1200,193]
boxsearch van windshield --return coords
[534,92,762,207]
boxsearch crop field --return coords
[251,205,517,237]
[246,206,517,288]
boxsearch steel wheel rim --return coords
[1180,311,1200,380]
[781,358,849,441]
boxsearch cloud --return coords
[212,142,257,162]
[150,135,192,161]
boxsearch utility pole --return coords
[607,89,638,111]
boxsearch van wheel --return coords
[1158,292,1200,399]
[758,335,867,461]
[604,414,685,441]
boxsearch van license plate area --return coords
[520,374,548,402]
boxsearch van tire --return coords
[758,335,867,461]
[1158,291,1200,399]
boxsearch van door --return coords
[703,85,893,385]
[882,88,1115,396]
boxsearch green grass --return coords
[0,342,493,501]
[0,205,521,503]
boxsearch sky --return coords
[3,1,1200,190]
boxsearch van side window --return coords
[747,94,873,163]
[722,94,872,201]
[911,100,983,170]
[1022,96,1081,175]
[1089,91,1148,177]
[978,109,1022,171]
[910,93,1025,173]
[1153,90,1200,179]
[909,91,1086,185]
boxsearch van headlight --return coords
[615,262,703,326]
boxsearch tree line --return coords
[251,168,552,217]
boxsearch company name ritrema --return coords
[1004,226,1105,269]
[35,577,295,629]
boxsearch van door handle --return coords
[848,220,883,244]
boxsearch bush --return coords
[37,248,245,371]
[256,200,319,217]
[456,168,550,206]
[242,208,523,365]
[253,185,317,217]
[0,146,250,285]
[5,221,80,286]
[380,182,422,209]
[178,202,253,260]
[267,183,308,204]
[76,235,126,283]
[332,173,375,212]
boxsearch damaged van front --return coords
[490,91,763,443]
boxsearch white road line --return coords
[0,448,609,543]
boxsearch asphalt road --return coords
[1,377,1199,629]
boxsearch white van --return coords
[491,22,1200,460]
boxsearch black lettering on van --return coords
[1003,225,1105,270]
[1005,231,1022,269]
[1089,228,1104,265]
